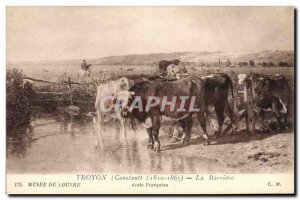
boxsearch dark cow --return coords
[158,59,180,76]
[118,76,207,152]
[116,74,239,152]
[238,73,291,130]
[171,73,239,140]
[201,73,239,135]
[254,74,291,130]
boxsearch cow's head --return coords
[254,77,271,95]
[112,90,136,118]
[117,77,135,91]
[172,59,181,66]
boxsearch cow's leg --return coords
[282,105,289,129]
[224,101,236,134]
[284,104,290,129]
[129,116,137,135]
[258,110,273,133]
[117,112,127,140]
[181,116,193,145]
[278,110,288,130]
[95,110,103,148]
[147,127,154,149]
[170,123,182,142]
[276,112,287,131]
[179,120,187,144]
[151,115,161,152]
[215,105,226,137]
[198,111,209,146]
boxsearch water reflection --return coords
[7,112,222,174]
[7,126,34,158]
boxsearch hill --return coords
[9,50,294,67]
[234,50,294,64]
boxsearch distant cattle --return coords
[127,68,134,71]
[167,64,189,79]
[158,59,180,76]
[94,77,135,147]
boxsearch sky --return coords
[7,7,294,62]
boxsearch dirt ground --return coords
[158,129,294,173]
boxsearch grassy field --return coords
[7,63,294,125]
[11,64,294,80]
[9,64,294,92]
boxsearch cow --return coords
[254,74,291,130]
[115,75,239,152]
[167,64,189,79]
[94,77,135,148]
[201,74,239,135]
[170,73,239,141]
[158,59,180,76]
[238,73,291,130]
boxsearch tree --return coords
[7,68,36,134]
[242,62,248,66]
[268,62,275,67]
[226,58,231,67]
[249,60,255,67]
[278,61,288,67]
[262,62,268,67]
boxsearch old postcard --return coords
[6,7,295,194]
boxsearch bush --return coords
[249,60,255,67]
[278,61,289,67]
[268,62,275,67]
[6,68,36,134]
[242,62,248,66]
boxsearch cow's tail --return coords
[228,77,239,133]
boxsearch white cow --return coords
[167,64,189,79]
[94,77,135,147]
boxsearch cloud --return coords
[7,7,294,62]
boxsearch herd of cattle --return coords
[92,59,292,152]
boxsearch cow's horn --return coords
[130,91,135,95]
[259,77,264,80]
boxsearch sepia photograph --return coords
[6,6,295,194]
